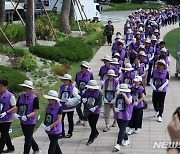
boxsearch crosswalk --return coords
[100,15,128,24]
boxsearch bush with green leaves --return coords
[0,65,29,93]
[29,37,93,63]
[18,54,38,71]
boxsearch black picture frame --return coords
[18,104,28,116]
[44,113,53,126]
[0,103,4,114]
[116,98,125,111]
[105,90,115,102]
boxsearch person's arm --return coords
[27,97,39,118]
[49,107,62,129]
[66,87,81,106]
[122,93,132,105]
[6,95,16,114]
[137,92,145,104]
[95,91,102,109]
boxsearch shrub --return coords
[51,64,71,76]
[18,54,38,71]
[0,24,25,43]
[29,37,93,63]
[0,65,29,93]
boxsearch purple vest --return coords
[59,84,74,111]
[152,68,169,92]
[98,65,115,79]
[145,46,154,63]
[76,71,92,92]
[112,42,118,52]
[18,93,37,125]
[132,64,145,84]
[115,93,133,120]
[121,72,135,86]
[131,85,144,108]
[85,89,101,114]
[129,42,141,58]
[45,102,62,135]
[0,91,13,122]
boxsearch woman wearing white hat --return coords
[150,59,169,122]
[127,76,145,135]
[110,58,122,77]
[75,61,94,126]
[59,74,81,138]
[82,80,102,145]
[113,84,133,151]
[102,70,119,132]
[15,80,41,154]
[42,90,63,154]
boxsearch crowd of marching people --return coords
[0,5,180,154]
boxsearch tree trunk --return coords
[69,0,75,22]
[26,0,36,47]
[60,0,71,34]
[0,0,5,24]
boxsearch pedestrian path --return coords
[11,22,180,154]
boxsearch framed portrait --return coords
[116,98,125,111]
[0,103,4,114]
[79,81,87,91]
[154,78,162,89]
[18,104,28,116]
[105,90,115,102]
[61,91,70,102]
[44,113,53,126]
[87,97,95,109]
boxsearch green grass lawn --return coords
[164,28,180,59]
[103,2,162,11]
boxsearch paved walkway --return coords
[11,22,180,154]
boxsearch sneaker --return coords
[112,121,117,127]
[114,144,121,151]
[122,139,130,146]
[134,129,141,134]
[65,134,73,138]
[86,140,94,145]
[94,132,99,139]
[3,149,15,153]
[127,128,134,135]
[155,111,159,118]
[82,121,87,126]
[59,134,65,139]
[157,116,163,122]
[33,150,41,154]
[103,126,110,132]
[76,119,82,125]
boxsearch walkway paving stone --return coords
[11,21,180,154]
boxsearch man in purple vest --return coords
[150,59,169,122]
[42,90,63,154]
[59,74,80,138]
[15,80,40,154]
[75,61,93,126]
[0,80,16,153]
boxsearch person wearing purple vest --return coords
[102,70,119,132]
[132,57,146,85]
[121,63,135,88]
[75,61,93,126]
[113,84,133,151]
[59,74,80,138]
[98,55,114,85]
[127,76,145,135]
[150,59,169,122]
[42,90,63,154]
[83,80,102,145]
[15,80,40,154]
[0,80,16,154]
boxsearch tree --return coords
[0,0,5,24]
[59,0,71,34]
[69,0,75,22]
[26,0,36,47]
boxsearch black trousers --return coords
[88,114,99,141]
[107,35,112,44]
[0,122,14,153]
[21,124,39,154]
[117,119,129,145]
[147,63,153,84]
[62,111,74,135]
[152,91,166,117]
[128,108,143,130]
[48,134,62,154]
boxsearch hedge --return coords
[29,37,93,63]
[0,66,29,93]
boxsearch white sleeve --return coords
[10,95,16,106]
[67,87,81,106]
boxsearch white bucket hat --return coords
[110,58,120,65]
[139,27,143,32]
[19,80,34,89]
[101,55,112,62]
[127,29,132,34]
[157,59,166,67]
[80,61,90,69]
[107,69,117,77]
[85,80,99,89]
[147,25,151,28]
[134,76,142,82]
[139,51,147,57]
[60,74,73,82]
[154,29,159,33]
[43,90,61,102]
[126,23,130,27]
[145,38,151,44]
[136,32,141,35]
[139,45,145,49]
[122,63,134,71]
[119,84,131,93]
[116,35,122,39]
[151,35,157,41]
[161,48,167,53]
[113,53,120,58]
[131,38,136,43]
[157,39,163,44]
